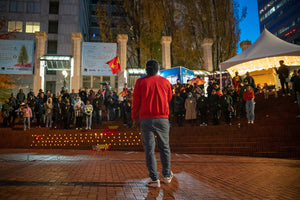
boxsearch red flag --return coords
[106,55,121,74]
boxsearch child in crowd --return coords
[22,103,32,130]
[243,85,255,124]
[84,100,93,130]
[74,96,84,130]
[263,83,269,100]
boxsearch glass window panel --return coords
[8,21,23,32]
[26,21,40,33]
[0,1,7,12]
[92,76,101,88]
[48,20,58,33]
[83,76,91,89]
[49,1,59,14]
[26,2,40,13]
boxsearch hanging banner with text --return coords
[0,40,34,74]
[81,42,117,76]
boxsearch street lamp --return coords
[62,70,68,89]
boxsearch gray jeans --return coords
[140,118,171,181]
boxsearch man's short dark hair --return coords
[146,59,159,76]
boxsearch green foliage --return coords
[17,45,29,64]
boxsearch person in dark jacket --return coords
[172,92,185,126]
[294,69,300,117]
[9,93,19,127]
[209,89,220,125]
[197,92,208,126]
[274,60,290,96]
[16,89,26,104]
[34,99,43,128]
[220,89,233,125]
[53,96,63,129]
[2,99,11,127]
[290,70,298,103]
[62,99,72,129]
[244,72,256,92]
[93,93,103,124]
[105,92,114,121]
[238,80,248,118]
[28,93,36,122]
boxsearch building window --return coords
[103,76,110,84]
[8,21,23,32]
[83,76,91,89]
[9,1,24,13]
[46,69,56,75]
[48,20,58,33]
[93,76,101,88]
[0,1,7,12]
[49,1,59,14]
[47,40,57,54]
[25,21,40,33]
[26,2,40,13]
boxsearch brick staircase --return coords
[0,92,299,159]
[169,93,300,158]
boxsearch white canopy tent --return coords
[220,29,300,77]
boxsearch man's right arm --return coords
[131,80,141,122]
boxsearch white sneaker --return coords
[251,121,254,124]
[164,171,173,184]
[146,179,160,188]
[76,128,78,130]
[248,121,251,124]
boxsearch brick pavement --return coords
[0,149,299,200]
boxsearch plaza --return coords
[0,149,300,200]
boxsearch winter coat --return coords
[73,99,84,117]
[275,64,289,80]
[45,98,53,115]
[93,97,103,111]
[22,107,32,118]
[185,96,197,120]
[172,95,185,114]
[197,95,208,111]
[84,104,93,116]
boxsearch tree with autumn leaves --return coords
[96,0,246,71]
[0,16,19,103]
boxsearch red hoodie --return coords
[131,75,172,121]
[243,90,255,101]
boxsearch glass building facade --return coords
[257,0,300,44]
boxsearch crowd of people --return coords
[1,84,133,130]
[1,61,300,130]
[169,71,256,126]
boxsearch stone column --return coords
[161,36,172,69]
[201,38,214,72]
[71,33,83,92]
[117,34,128,93]
[33,32,47,95]
[240,40,252,52]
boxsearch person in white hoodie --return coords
[73,95,84,130]
[84,100,93,130]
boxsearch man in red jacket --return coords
[132,59,173,188]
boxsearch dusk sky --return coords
[236,0,260,54]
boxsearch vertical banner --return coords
[0,40,34,74]
[81,42,117,76]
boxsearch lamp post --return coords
[62,70,68,89]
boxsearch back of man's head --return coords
[146,59,159,76]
